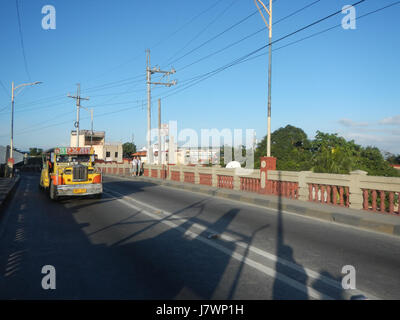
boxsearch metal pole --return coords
[76,84,81,147]
[254,0,272,157]
[146,49,152,164]
[10,81,14,161]
[91,109,93,146]
[158,99,161,165]
[267,0,272,157]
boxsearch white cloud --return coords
[379,115,400,125]
[340,132,400,154]
[338,118,369,127]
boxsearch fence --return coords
[95,159,400,216]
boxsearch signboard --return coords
[55,147,92,155]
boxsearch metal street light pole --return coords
[254,0,272,157]
[9,81,42,175]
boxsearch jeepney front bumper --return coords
[56,183,102,196]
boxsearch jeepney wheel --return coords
[49,181,58,201]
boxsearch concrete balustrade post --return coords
[233,169,240,191]
[349,170,368,210]
[194,166,200,185]
[211,167,218,187]
[179,166,184,182]
[298,171,311,201]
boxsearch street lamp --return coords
[9,81,42,176]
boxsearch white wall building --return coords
[70,130,122,163]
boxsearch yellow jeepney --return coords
[39,147,102,200]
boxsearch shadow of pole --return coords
[272,171,309,299]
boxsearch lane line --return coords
[105,188,374,300]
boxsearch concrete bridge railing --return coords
[95,158,400,216]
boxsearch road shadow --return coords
[272,171,309,299]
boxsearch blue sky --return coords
[0,0,399,154]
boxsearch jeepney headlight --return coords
[64,169,72,175]
[88,168,95,174]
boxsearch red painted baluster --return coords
[371,190,377,211]
[326,185,331,204]
[398,192,400,215]
[362,190,369,210]
[339,187,344,206]
[320,185,325,203]
[379,190,386,213]
[332,186,337,205]
[314,184,319,202]
[308,184,313,201]
[290,182,295,199]
[389,192,394,214]
[345,187,350,207]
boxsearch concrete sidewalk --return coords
[106,173,400,237]
[0,176,20,212]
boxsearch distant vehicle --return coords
[39,147,102,200]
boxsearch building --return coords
[70,130,122,163]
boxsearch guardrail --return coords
[95,159,400,215]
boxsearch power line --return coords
[162,0,238,66]
[165,0,280,68]
[0,80,10,98]
[8,0,398,140]
[150,0,368,101]
[177,0,324,72]
[84,0,226,83]
[15,0,31,81]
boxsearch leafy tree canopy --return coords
[29,148,43,156]
[255,126,399,177]
[122,142,137,159]
[255,125,312,171]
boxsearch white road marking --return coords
[104,188,380,300]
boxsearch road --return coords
[0,172,399,299]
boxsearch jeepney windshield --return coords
[56,154,91,164]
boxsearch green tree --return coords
[255,125,312,170]
[122,142,137,159]
[254,126,399,177]
[310,131,360,174]
[385,152,400,165]
[29,148,43,156]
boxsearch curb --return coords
[0,176,21,213]
[105,174,400,237]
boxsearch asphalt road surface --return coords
[0,173,399,299]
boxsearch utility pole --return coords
[158,99,161,165]
[68,84,89,148]
[10,81,14,162]
[146,49,177,164]
[254,0,272,157]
